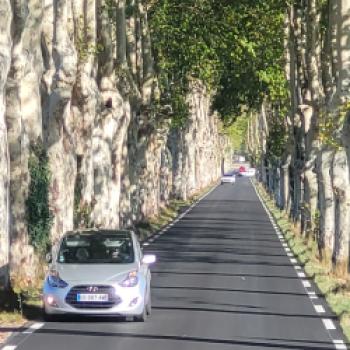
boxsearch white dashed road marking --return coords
[307,291,319,300]
[247,180,348,349]
[323,319,336,330]
[23,322,44,334]
[333,340,347,349]
[314,305,326,313]
[302,280,311,288]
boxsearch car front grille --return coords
[65,285,121,309]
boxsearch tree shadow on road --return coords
[32,327,339,350]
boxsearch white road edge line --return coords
[251,179,347,346]
[302,280,311,288]
[31,323,44,330]
[323,319,336,330]
[333,340,347,350]
[2,346,17,350]
[307,291,318,298]
[335,345,347,350]
[314,305,326,313]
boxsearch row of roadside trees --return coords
[247,0,350,275]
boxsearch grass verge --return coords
[0,289,42,344]
[253,180,350,341]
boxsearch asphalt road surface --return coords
[3,178,347,350]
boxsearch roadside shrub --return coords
[26,140,53,255]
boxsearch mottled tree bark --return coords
[0,0,11,288]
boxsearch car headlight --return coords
[47,270,68,288]
[119,271,138,288]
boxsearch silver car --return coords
[221,173,236,185]
[43,229,156,321]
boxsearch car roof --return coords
[63,229,134,238]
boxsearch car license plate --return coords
[77,294,109,302]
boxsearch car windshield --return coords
[57,231,135,264]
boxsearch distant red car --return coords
[239,166,246,173]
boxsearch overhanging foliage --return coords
[149,0,288,125]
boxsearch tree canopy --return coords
[149,0,288,125]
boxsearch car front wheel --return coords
[134,294,151,322]
[134,306,147,322]
[146,295,152,316]
[43,308,57,322]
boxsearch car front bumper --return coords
[221,179,235,183]
[43,282,146,316]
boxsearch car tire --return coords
[146,295,152,316]
[134,292,151,322]
[134,306,147,322]
[43,309,56,322]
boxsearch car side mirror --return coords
[45,252,52,263]
[142,254,156,265]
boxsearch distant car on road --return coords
[221,173,236,185]
[43,229,156,322]
[239,165,246,173]
[240,168,256,177]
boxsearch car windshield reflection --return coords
[57,231,135,264]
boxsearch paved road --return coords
[3,178,347,350]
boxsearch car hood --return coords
[53,263,139,284]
